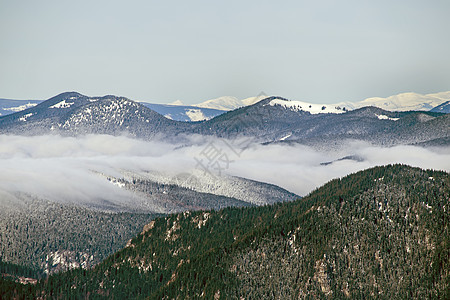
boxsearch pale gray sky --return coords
[1,0,449,104]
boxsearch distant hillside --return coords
[430,101,450,113]
[8,164,447,299]
[344,91,450,112]
[0,99,41,117]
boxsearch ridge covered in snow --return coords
[343,91,450,112]
[1,91,449,123]
[192,95,268,111]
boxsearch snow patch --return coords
[268,99,346,114]
[376,114,399,121]
[279,134,292,141]
[19,113,33,122]
[185,109,207,121]
[195,96,242,110]
[105,177,126,188]
[50,100,75,108]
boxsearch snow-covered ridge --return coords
[340,91,450,112]
[260,91,450,115]
[190,95,268,111]
[194,96,242,110]
[268,98,347,114]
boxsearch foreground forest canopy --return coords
[1,164,449,299]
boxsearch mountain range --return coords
[1,91,449,122]
[188,91,450,113]
[1,92,449,148]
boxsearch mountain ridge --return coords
[1,91,449,121]
[1,92,449,148]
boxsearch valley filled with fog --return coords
[1,134,449,211]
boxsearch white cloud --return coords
[0,134,448,211]
[227,142,450,195]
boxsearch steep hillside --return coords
[15,164,448,299]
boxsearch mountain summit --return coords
[0,92,189,138]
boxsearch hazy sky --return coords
[1,0,449,104]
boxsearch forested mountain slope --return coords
[7,164,447,299]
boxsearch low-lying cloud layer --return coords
[1,134,449,211]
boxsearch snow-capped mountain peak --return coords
[168,100,184,106]
[192,94,269,111]
[194,96,242,110]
